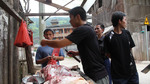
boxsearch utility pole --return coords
[144,25,149,61]
[144,17,150,61]
[39,2,46,42]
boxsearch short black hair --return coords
[69,6,86,21]
[43,29,54,35]
[111,11,126,27]
[96,23,105,29]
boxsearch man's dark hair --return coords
[69,6,86,21]
[43,29,54,35]
[111,11,126,27]
[96,23,105,29]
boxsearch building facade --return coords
[86,0,150,61]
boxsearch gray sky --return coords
[20,0,83,13]
[20,0,92,22]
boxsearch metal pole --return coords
[147,26,150,61]
[39,2,46,42]
[145,25,149,61]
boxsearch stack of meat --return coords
[42,64,89,84]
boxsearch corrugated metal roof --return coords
[83,0,96,12]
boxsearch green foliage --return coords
[28,17,70,45]
[28,18,39,44]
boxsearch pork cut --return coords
[42,64,89,84]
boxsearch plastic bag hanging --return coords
[14,20,33,47]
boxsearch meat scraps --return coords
[42,64,89,84]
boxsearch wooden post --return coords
[0,8,4,84]
[8,15,14,84]
[24,13,69,16]
[0,0,22,23]
[25,46,35,74]
[7,1,15,84]
[24,16,35,74]
[13,0,20,84]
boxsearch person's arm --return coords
[36,56,51,64]
[41,38,72,48]
[125,30,135,48]
[104,34,111,58]
[52,56,64,61]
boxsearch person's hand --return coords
[46,56,52,61]
[40,39,47,46]
[67,51,78,57]
[52,56,58,60]
[69,65,79,70]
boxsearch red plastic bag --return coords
[14,20,33,47]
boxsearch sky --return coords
[20,0,92,22]
[20,0,83,13]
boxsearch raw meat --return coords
[42,64,89,84]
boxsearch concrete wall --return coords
[124,0,150,61]
[124,0,150,33]
[90,0,124,27]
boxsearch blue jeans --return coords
[112,72,139,84]
[104,59,112,84]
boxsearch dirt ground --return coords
[136,61,150,84]
[59,58,150,84]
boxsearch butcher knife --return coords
[64,49,81,63]
[141,64,150,74]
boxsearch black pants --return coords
[112,72,139,84]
